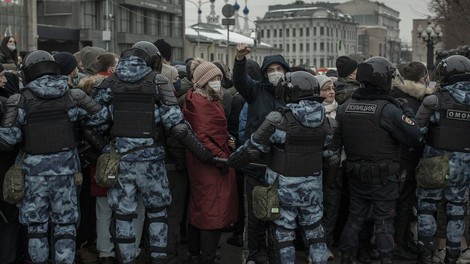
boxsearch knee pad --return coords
[267,224,294,264]
[111,213,138,264]
[145,207,168,256]
[302,220,326,245]
[374,219,394,234]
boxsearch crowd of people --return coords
[0,35,470,264]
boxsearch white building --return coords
[185,24,281,67]
[255,1,358,68]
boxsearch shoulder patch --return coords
[345,103,377,114]
[446,109,470,121]
[402,115,415,126]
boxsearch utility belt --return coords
[346,159,400,185]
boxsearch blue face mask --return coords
[173,79,182,92]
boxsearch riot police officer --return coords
[92,41,215,264]
[415,55,470,264]
[335,56,421,264]
[227,71,339,264]
[0,50,110,264]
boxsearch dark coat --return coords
[232,55,289,142]
[183,89,238,229]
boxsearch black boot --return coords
[356,247,372,264]
[341,252,354,264]
[444,249,460,264]
[417,236,433,264]
[380,255,393,264]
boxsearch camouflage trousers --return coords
[416,186,469,251]
[108,160,171,263]
[19,175,78,264]
[272,190,327,264]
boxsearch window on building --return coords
[274,29,277,38]
[320,42,324,51]
[267,29,270,38]
[293,28,296,37]
[279,44,283,50]
[299,28,303,37]
[300,58,303,65]
[261,29,264,38]
[326,27,329,36]
[144,11,157,35]
[161,13,170,37]
[314,42,317,51]
[174,16,183,37]
[119,8,130,32]
[286,28,290,37]
[306,43,310,52]
[300,43,303,52]
[293,59,296,65]
[320,26,324,35]
[81,1,97,29]
[132,8,144,34]
[327,42,329,52]
[306,27,309,36]
[293,43,296,52]
[320,58,324,67]
[286,43,290,52]
[314,27,317,36]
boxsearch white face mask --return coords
[208,80,221,92]
[268,71,284,86]
[7,43,16,52]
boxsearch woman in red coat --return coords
[182,59,238,264]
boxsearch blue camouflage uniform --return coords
[0,75,109,264]
[239,100,337,264]
[415,81,470,259]
[93,56,184,264]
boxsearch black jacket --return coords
[232,55,289,142]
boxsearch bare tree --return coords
[429,0,470,49]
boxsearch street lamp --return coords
[417,16,443,70]
[186,0,212,57]
[186,0,211,24]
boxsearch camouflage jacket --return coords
[0,75,109,176]
[93,56,184,162]
[249,100,339,206]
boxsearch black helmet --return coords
[22,50,61,83]
[435,55,470,85]
[121,41,162,71]
[275,71,320,104]
[356,56,396,92]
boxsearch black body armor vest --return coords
[426,91,470,152]
[22,88,77,154]
[268,108,327,176]
[342,99,401,162]
[103,72,158,138]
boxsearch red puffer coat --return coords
[183,89,238,229]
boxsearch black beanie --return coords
[53,52,78,75]
[154,39,172,62]
[336,56,358,78]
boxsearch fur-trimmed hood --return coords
[394,80,436,100]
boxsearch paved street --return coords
[173,232,417,264]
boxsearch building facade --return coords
[335,0,401,63]
[2,0,185,61]
[255,1,358,68]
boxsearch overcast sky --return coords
[185,0,433,44]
